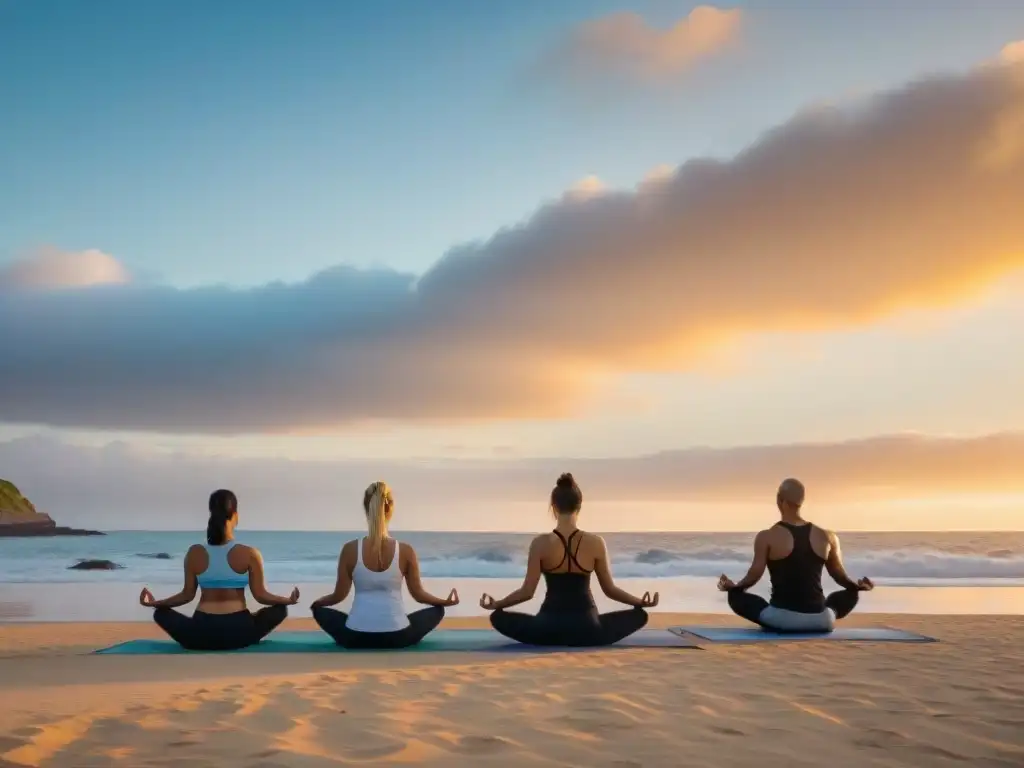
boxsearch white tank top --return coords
[197,542,249,589]
[346,537,409,633]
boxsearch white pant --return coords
[759,606,836,632]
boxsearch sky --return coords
[1,1,1024,531]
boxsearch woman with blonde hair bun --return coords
[311,481,459,649]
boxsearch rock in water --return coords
[69,559,123,570]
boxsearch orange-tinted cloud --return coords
[1001,40,1024,63]
[4,432,1024,530]
[555,5,743,82]
[565,174,608,199]
[1,56,1023,433]
[0,248,130,291]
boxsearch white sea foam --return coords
[1,530,1022,585]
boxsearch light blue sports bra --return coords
[197,543,249,589]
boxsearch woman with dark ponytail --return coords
[138,490,299,651]
[480,473,658,647]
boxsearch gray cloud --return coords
[2,431,1022,530]
[1,60,1024,433]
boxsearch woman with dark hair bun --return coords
[138,489,299,650]
[480,473,658,647]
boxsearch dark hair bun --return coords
[556,473,576,489]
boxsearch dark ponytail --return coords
[207,489,238,546]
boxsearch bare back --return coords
[764,523,831,562]
[362,537,400,573]
[321,537,446,611]
[188,543,253,613]
[339,538,404,576]
[536,529,601,573]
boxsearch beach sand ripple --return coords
[0,615,1021,766]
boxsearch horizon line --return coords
[79,528,1024,535]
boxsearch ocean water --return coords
[2,530,1023,621]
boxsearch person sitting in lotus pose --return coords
[718,478,874,632]
[311,481,459,649]
[139,489,298,650]
[480,473,658,647]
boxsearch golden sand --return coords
[1,614,1021,767]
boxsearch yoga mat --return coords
[669,626,936,644]
[96,628,698,655]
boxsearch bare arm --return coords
[402,544,455,607]
[731,531,771,590]
[489,538,544,610]
[594,535,647,607]
[247,548,297,606]
[149,546,201,608]
[825,531,864,590]
[311,542,355,608]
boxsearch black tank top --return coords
[767,522,826,613]
[539,530,597,614]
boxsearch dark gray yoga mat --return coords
[96,628,699,654]
[669,626,936,644]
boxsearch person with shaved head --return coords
[717,478,874,632]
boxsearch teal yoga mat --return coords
[96,628,698,655]
[669,626,936,644]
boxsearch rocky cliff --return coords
[0,480,55,525]
[0,479,103,536]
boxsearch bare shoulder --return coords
[184,543,206,566]
[582,531,606,548]
[816,525,838,541]
[811,525,838,555]
[222,543,258,572]
[398,541,416,559]
[237,544,261,561]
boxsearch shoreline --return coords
[0,527,105,537]
[1,614,1022,767]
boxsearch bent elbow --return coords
[520,580,539,600]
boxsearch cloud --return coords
[1001,40,1024,64]
[0,248,131,291]
[548,5,743,84]
[566,174,608,199]
[641,164,675,184]
[3,432,1023,530]
[1,58,1024,433]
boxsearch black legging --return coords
[153,605,287,650]
[490,606,648,647]
[728,589,860,631]
[312,605,444,649]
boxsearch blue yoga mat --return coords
[96,628,698,655]
[669,626,936,644]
